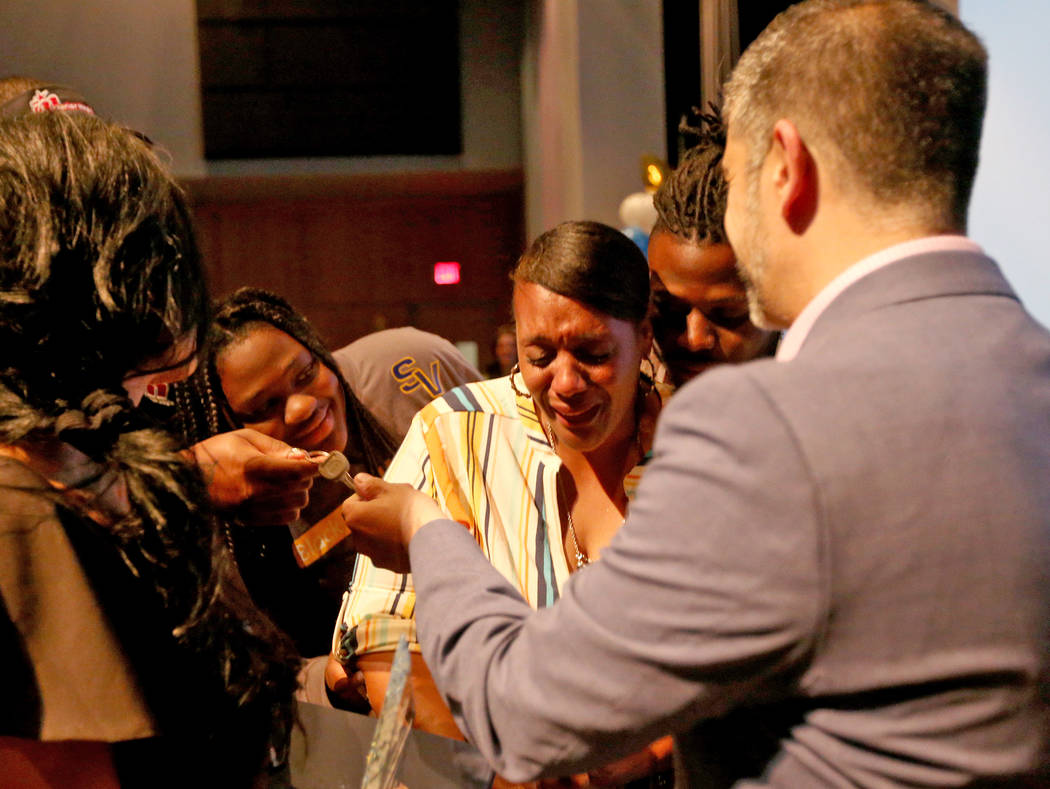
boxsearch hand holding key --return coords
[312,450,356,492]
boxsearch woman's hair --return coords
[0,75,96,120]
[0,119,207,410]
[653,108,728,245]
[172,287,398,475]
[512,220,650,325]
[0,112,297,779]
[0,75,47,107]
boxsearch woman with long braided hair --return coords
[171,288,398,477]
[162,288,401,660]
[0,111,298,787]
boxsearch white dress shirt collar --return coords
[776,235,983,362]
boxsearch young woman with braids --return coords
[649,110,777,388]
[0,112,299,786]
[161,288,480,668]
[159,288,399,661]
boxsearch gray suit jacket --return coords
[408,250,1050,787]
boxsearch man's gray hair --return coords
[724,0,986,231]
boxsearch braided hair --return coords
[652,107,728,244]
[172,287,398,476]
[0,111,298,782]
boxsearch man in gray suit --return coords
[342,1,1050,785]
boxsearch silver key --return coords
[314,450,356,493]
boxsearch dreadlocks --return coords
[652,107,728,244]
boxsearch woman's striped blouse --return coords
[333,372,655,660]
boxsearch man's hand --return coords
[340,474,445,573]
[190,429,319,525]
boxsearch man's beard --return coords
[733,174,776,331]
[735,256,769,330]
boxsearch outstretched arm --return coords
[347,371,823,783]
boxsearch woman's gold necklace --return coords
[540,418,591,568]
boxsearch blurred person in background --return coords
[485,322,518,379]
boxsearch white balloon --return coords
[619,192,658,232]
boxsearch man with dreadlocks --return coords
[649,110,777,388]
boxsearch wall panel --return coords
[183,170,523,368]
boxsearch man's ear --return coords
[771,119,817,234]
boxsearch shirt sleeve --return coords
[333,552,420,659]
[333,407,434,658]
[409,369,825,782]
[333,396,479,658]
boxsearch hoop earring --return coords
[509,363,531,398]
[634,356,661,459]
[639,357,656,396]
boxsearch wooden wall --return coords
[181,170,523,368]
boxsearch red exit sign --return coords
[433,261,461,285]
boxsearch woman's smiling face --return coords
[216,323,347,453]
[514,281,651,455]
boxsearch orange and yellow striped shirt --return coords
[333,373,656,659]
